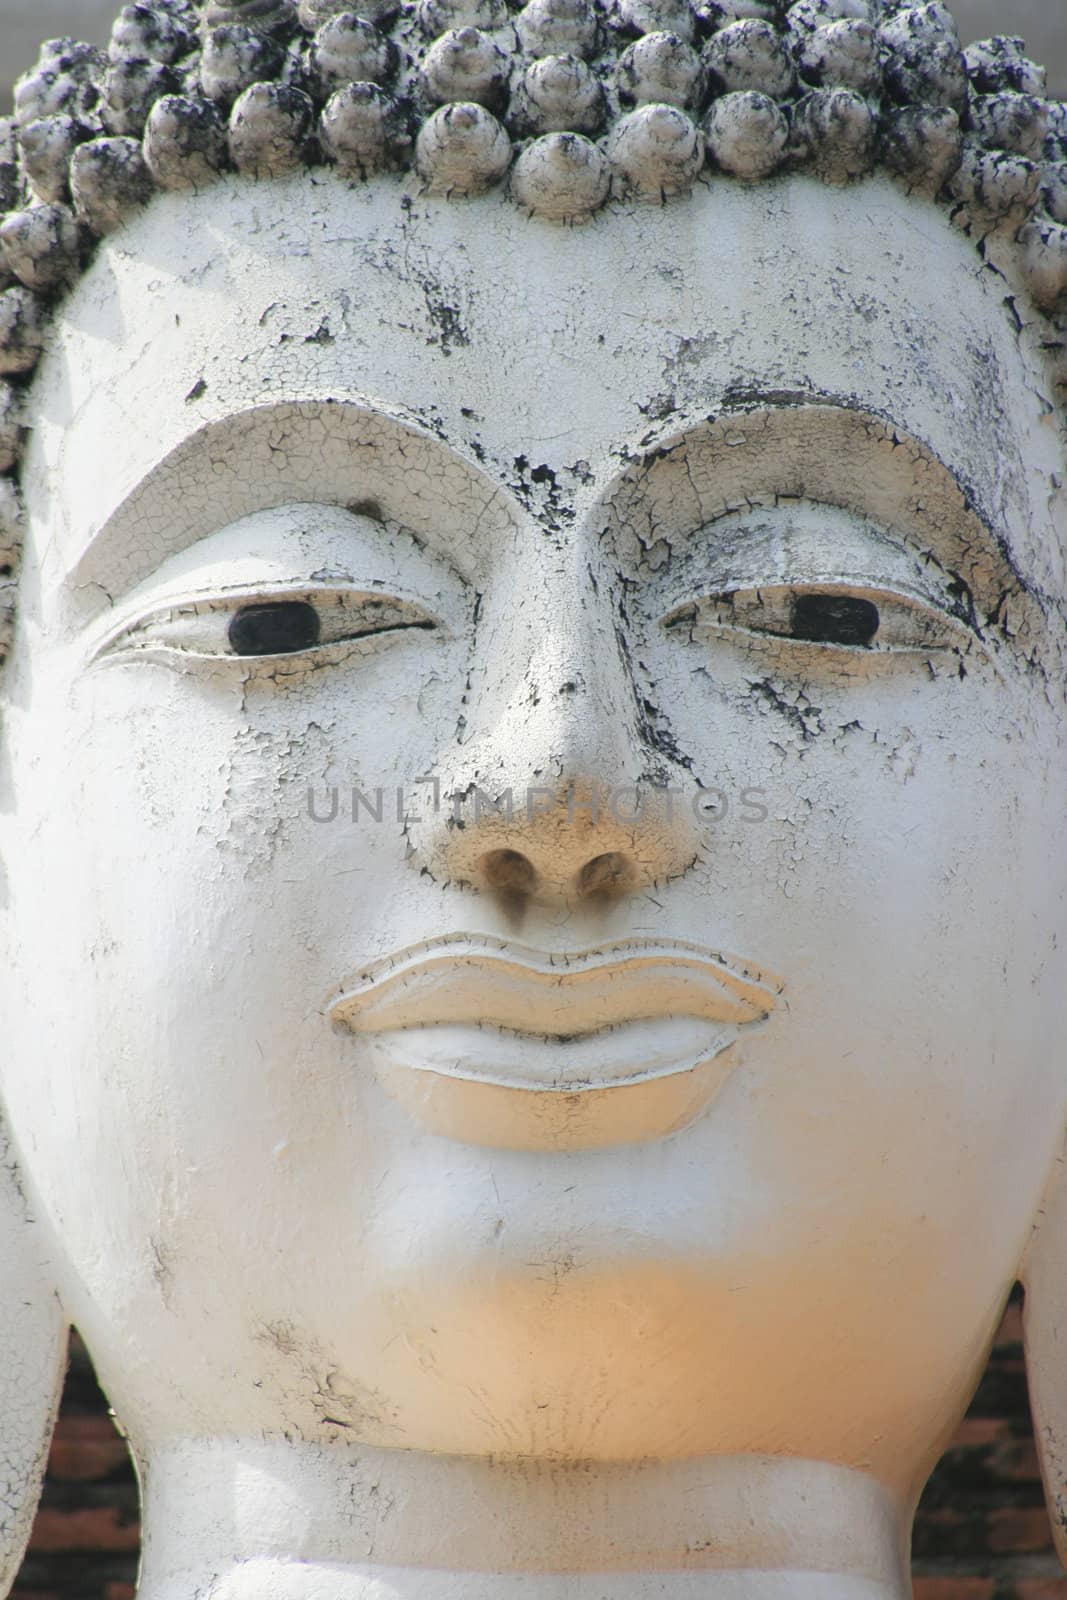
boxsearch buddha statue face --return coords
[1,167,1066,1594]
[2,5,1067,1598]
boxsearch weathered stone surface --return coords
[793,19,879,94]
[790,85,874,182]
[320,81,409,174]
[964,33,1047,96]
[3,159,1067,1600]
[0,379,22,473]
[703,19,794,98]
[17,114,95,203]
[609,0,696,46]
[516,0,599,59]
[704,87,787,177]
[70,134,154,232]
[1018,216,1067,311]
[228,81,315,176]
[201,25,285,107]
[0,202,80,290]
[143,92,229,187]
[13,40,105,128]
[699,0,778,24]
[0,0,1063,484]
[298,0,358,26]
[1,37,1067,1600]
[101,55,177,137]
[202,0,296,30]
[415,99,511,191]
[0,471,19,544]
[419,0,508,37]
[510,54,605,134]
[510,128,609,217]
[109,3,195,65]
[0,285,45,374]
[968,90,1049,158]
[312,15,396,88]
[421,27,510,110]
[606,101,704,196]
[880,103,962,194]
[1042,160,1067,225]
[880,4,967,112]
[788,0,873,32]
[615,32,702,110]
[0,118,17,217]
[947,137,1041,229]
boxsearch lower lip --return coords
[359,1018,750,1151]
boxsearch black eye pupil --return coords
[228,601,322,657]
[790,593,880,648]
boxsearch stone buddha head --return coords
[2,1,1067,1596]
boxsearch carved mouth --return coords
[328,936,784,1150]
[328,933,781,1039]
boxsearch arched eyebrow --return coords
[52,398,518,623]
[595,402,1031,623]
[47,393,1058,663]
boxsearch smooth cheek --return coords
[647,634,1067,1223]
[3,638,462,1322]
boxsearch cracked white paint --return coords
[0,171,1066,1598]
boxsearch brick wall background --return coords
[11,1334,138,1600]
[8,1288,1066,1599]
[912,1291,1066,1600]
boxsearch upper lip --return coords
[327,934,784,1037]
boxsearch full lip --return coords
[327,933,784,1094]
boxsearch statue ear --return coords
[0,1116,68,1591]
[1022,1148,1067,1569]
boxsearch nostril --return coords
[577,852,634,899]
[481,849,538,895]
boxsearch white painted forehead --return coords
[16,171,1065,622]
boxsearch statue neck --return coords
[138,1441,910,1599]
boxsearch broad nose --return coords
[408,539,701,903]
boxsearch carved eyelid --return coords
[645,498,973,607]
[660,579,981,654]
[87,581,444,667]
